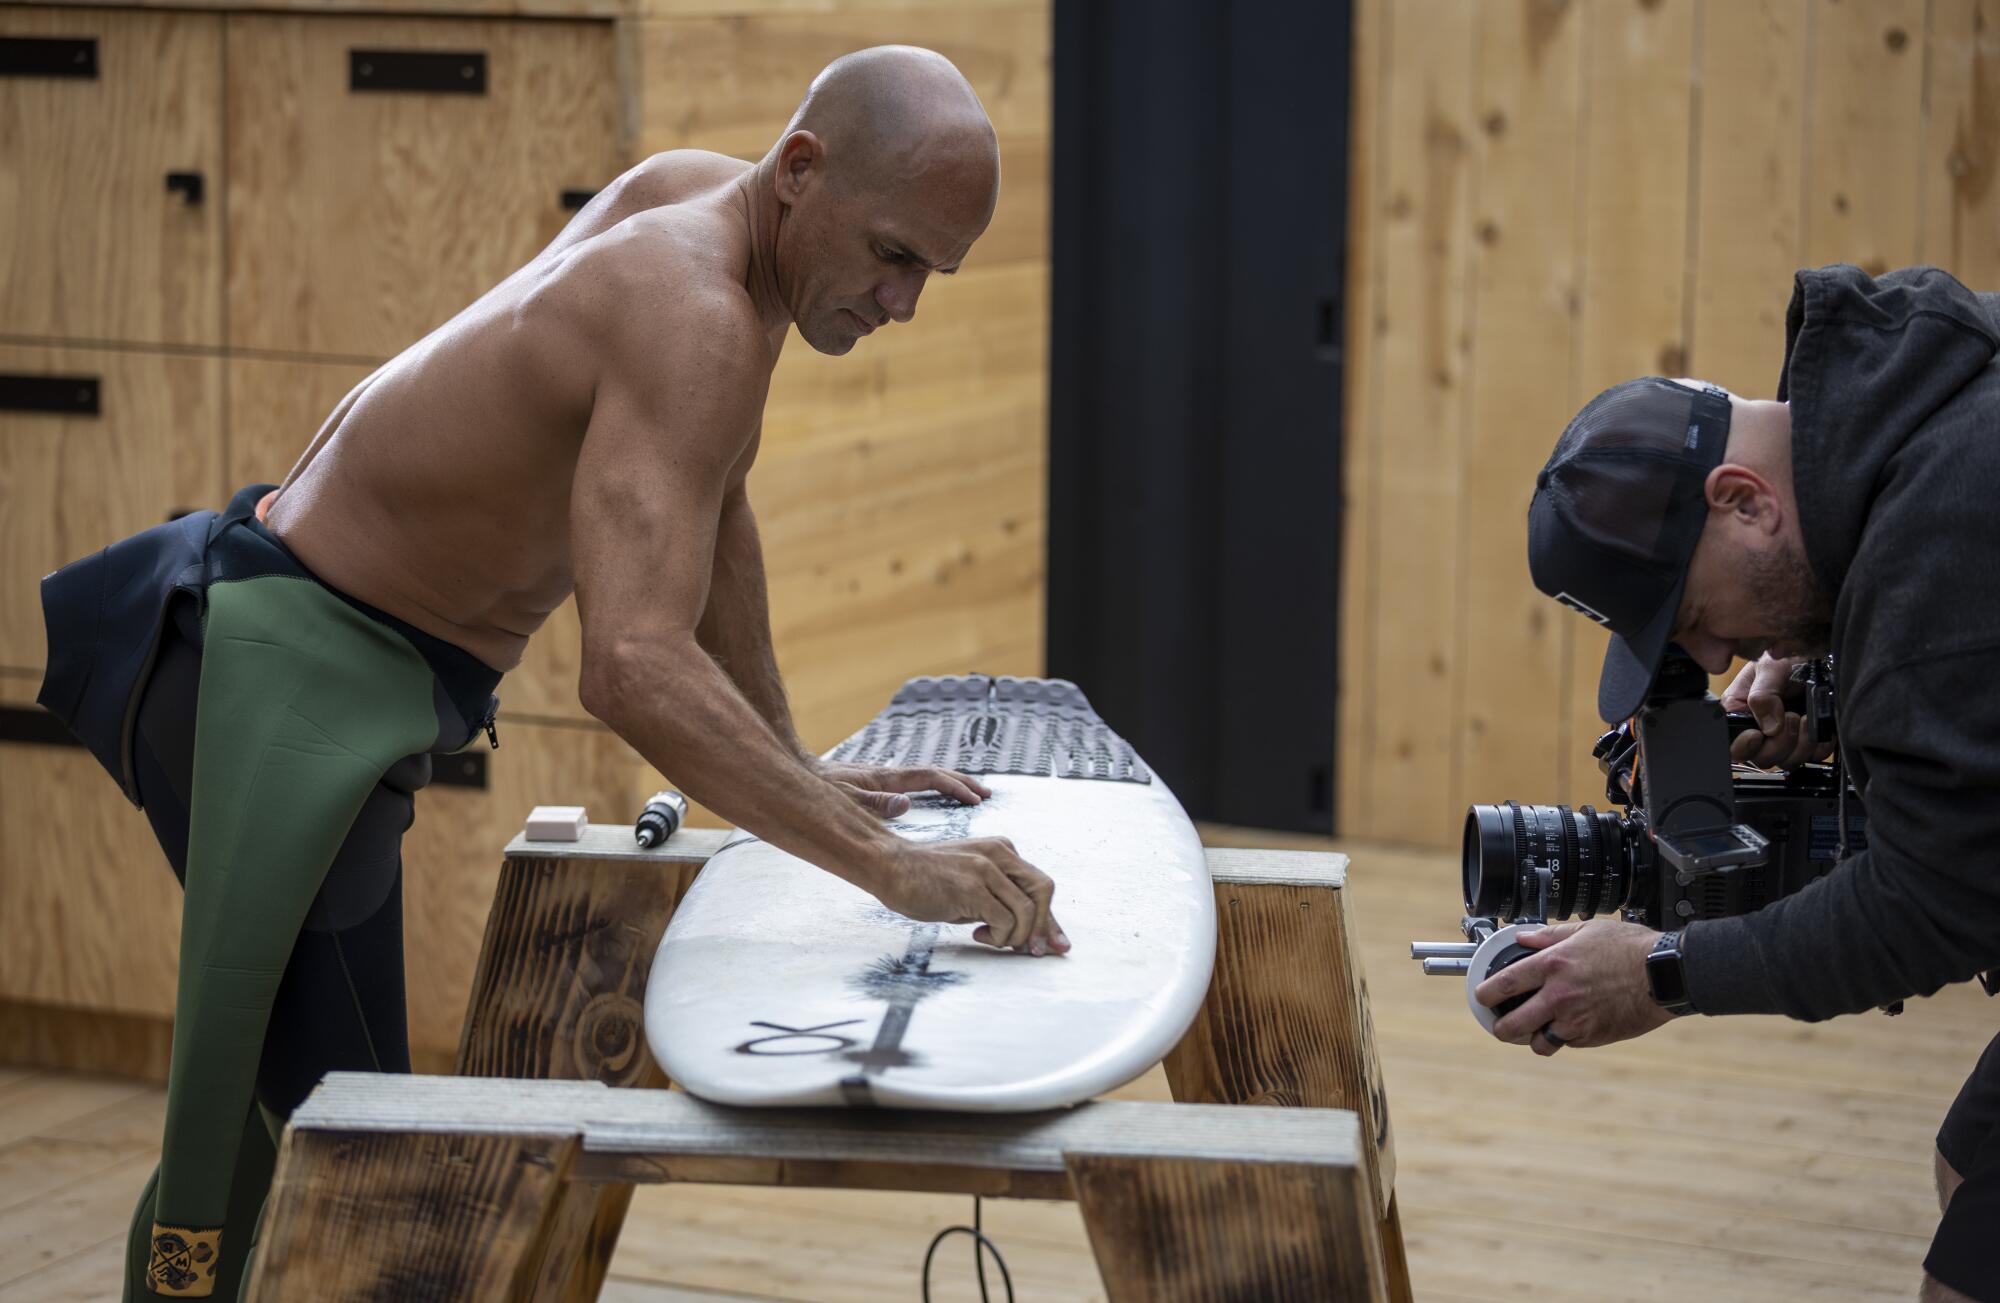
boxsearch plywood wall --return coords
[1338,0,2000,848]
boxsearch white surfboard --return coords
[644,675,1216,1111]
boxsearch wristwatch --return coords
[1645,930,1697,1016]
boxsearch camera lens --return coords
[1463,802,1629,922]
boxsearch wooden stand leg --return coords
[1380,1192,1412,1301]
[454,839,714,1303]
[245,1126,577,1301]
[1168,850,1411,1303]
[1067,1147,1386,1302]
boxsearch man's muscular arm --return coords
[570,273,1066,954]
[697,472,810,760]
[571,286,889,881]
[697,478,994,814]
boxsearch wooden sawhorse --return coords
[247,828,1412,1301]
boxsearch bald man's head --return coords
[764,46,1001,356]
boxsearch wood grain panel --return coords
[0,679,183,1017]
[506,601,591,723]
[60,0,623,15]
[458,834,709,1303]
[0,1001,173,1085]
[249,1126,577,1301]
[752,265,1047,752]
[627,8,1047,271]
[1687,0,1807,399]
[1451,0,1583,818]
[224,354,373,487]
[401,718,643,1061]
[226,355,591,721]
[1162,868,1395,1220]
[1559,0,1697,802]
[49,0,1027,14]
[1068,1149,1385,1303]
[1354,0,1476,844]
[0,7,223,347]
[635,0,1039,15]
[1802,0,1926,275]
[455,853,693,1085]
[628,8,1047,150]
[1336,0,1386,837]
[0,344,223,672]
[225,14,622,359]
[1922,0,2000,286]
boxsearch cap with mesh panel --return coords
[1527,377,1732,723]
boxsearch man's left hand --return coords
[813,759,993,818]
[1475,918,1675,1056]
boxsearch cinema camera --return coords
[1411,650,1872,1027]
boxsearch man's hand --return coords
[1475,919,1673,1055]
[815,759,993,818]
[870,835,1070,956]
[1722,653,1834,767]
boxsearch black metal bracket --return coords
[0,706,79,749]
[0,36,97,79]
[432,750,489,790]
[0,374,100,416]
[166,171,205,206]
[350,49,486,95]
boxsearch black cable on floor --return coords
[920,1195,1014,1303]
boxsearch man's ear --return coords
[1704,462,1782,535]
[774,130,821,205]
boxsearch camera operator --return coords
[1477,265,2000,1302]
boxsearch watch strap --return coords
[1647,929,1696,1016]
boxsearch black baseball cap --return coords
[1527,377,1733,723]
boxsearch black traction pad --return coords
[828,675,1151,784]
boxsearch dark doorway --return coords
[1047,0,1352,832]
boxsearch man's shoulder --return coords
[558,212,769,367]
[621,148,756,199]
[1839,400,2000,704]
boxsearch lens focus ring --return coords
[1464,802,1633,922]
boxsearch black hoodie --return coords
[1683,264,2000,1021]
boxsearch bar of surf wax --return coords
[524,805,589,841]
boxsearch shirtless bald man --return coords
[272,49,1068,952]
[36,46,1064,1300]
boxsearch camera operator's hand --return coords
[1475,919,1673,1056]
[1721,653,1834,767]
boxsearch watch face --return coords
[1647,946,1689,1005]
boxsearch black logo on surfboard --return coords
[732,1019,865,1056]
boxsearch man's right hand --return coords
[870,837,1070,957]
[1721,653,1834,766]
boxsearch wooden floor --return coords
[2,830,1989,1302]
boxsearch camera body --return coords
[1414,652,1866,999]
[1464,654,1862,933]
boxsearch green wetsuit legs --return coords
[127,575,443,1299]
